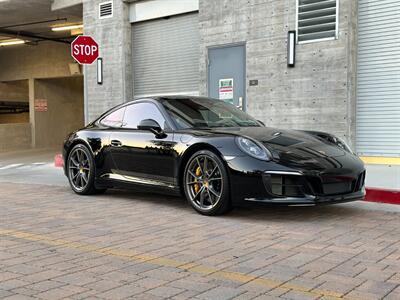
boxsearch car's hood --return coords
[205,126,347,160]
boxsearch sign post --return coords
[71,35,99,65]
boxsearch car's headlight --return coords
[236,137,272,160]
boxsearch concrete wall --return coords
[0,80,29,102]
[0,123,31,152]
[0,113,29,124]
[83,0,132,122]
[34,77,84,148]
[0,41,75,81]
[199,0,357,147]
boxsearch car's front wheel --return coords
[67,144,105,195]
[183,150,231,215]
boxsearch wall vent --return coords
[297,0,338,43]
[99,1,113,19]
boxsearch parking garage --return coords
[0,0,84,152]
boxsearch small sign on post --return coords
[71,35,99,65]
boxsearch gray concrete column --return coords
[28,78,35,148]
[83,0,132,122]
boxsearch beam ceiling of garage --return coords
[0,0,82,44]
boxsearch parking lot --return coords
[0,150,399,300]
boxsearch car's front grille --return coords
[263,174,308,197]
[263,170,366,198]
[354,171,366,192]
[320,171,366,195]
[322,181,353,195]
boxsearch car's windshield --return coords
[162,98,261,129]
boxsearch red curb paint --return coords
[54,154,64,168]
[365,188,400,205]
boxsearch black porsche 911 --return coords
[63,96,366,215]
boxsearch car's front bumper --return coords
[243,189,365,206]
[226,156,366,206]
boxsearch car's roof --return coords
[132,95,213,103]
[97,96,211,122]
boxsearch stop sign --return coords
[71,35,99,65]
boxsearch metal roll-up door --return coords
[356,0,400,157]
[132,13,199,97]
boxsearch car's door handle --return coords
[110,140,122,147]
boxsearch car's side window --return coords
[100,107,126,127]
[123,102,167,129]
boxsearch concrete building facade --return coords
[83,0,358,147]
[0,0,398,191]
[80,0,399,190]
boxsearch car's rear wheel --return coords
[67,144,105,195]
[183,150,231,215]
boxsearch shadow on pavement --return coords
[97,188,367,222]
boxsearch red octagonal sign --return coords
[71,35,99,65]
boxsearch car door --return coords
[95,106,126,178]
[109,101,177,186]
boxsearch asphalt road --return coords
[0,148,67,187]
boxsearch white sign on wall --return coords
[219,78,234,104]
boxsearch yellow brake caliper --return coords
[194,166,202,193]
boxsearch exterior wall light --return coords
[52,24,83,31]
[287,31,296,67]
[97,57,103,85]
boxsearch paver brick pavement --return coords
[0,182,400,299]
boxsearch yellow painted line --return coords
[0,229,363,300]
[360,156,400,165]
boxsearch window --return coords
[297,0,338,43]
[100,107,125,127]
[162,98,260,129]
[99,1,113,19]
[123,102,167,129]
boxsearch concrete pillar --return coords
[83,0,133,123]
[28,78,35,148]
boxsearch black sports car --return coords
[63,96,366,215]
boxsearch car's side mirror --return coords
[137,119,167,138]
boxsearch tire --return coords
[67,144,106,195]
[183,150,231,215]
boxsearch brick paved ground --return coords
[0,182,400,300]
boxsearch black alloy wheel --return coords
[67,144,104,195]
[184,150,231,215]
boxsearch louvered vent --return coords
[297,0,338,43]
[99,1,113,19]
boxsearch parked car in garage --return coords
[63,96,366,215]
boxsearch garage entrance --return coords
[0,80,29,125]
[0,80,31,152]
[356,0,400,157]
[132,13,200,97]
[0,0,84,153]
